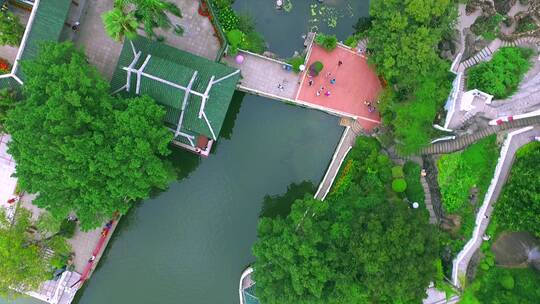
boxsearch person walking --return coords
[325,90,331,97]
[308,79,313,86]
[338,60,343,67]
[316,90,321,96]
[330,78,336,85]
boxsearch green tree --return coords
[5,42,173,230]
[0,88,18,132]
[253,178,438,303]
[367,0,456,153]
[494,142,540,237]
[112,0,182,39]
[467,47,533,99]
[0,209,52,296]
[102,7,139,42]
[0,11,25,46]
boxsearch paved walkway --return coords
[74,0,123,80]
[314,120,363,200]
[420,175,438,224]
[153,0,220,61]
[453,125,540,286]
[223,50,300,101]
[0,134,17,220]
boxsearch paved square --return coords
[297,44,382,130]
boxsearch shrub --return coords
[237,13,255,33]
[241,30,266,54]
[403,161,425,204]
[315,33,338,51]
[392,178,407,193]
[516,16,538,33]
[471,14,504,41]
[58,219,77,238]
[211,0,234,9]
[226,29,244,47]
[309,61,324,76]
[217,7,239,31]
[0,11,25,46]
[0,58,10,74]
[392,166,404,178]
[500,274,515,290]
[287,55,305,73]
[467,47,533,99]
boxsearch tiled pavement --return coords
[154,0,220,61]
[68,225,103,273]
[223,51,300,100]
[74,0,123,80]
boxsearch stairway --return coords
[501,36,540,47]
[421,116,540,155]
[420,175,438,224]
[461,46,494,69]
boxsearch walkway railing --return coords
[200,0,228,62]
[451,126,540,287]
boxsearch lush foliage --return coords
[470,14,504,41]
[494,142,540,237]
[5,42,173,230]
[253,137,440,303]
[102,7,139,42]
[0,88,18,132]
[368,0,456,153]
[309,61,324,76]
[463,267,540,303]
[403,161,425,205]
[516,16,539,33]
[314,33,338,51]
[437,135,498,213]
[0,11,24,46]
[392,178,407,192]
[467,47,533,99]
[286,55,306,73]
[104,0,182,41]
[0,209,71,296]
[213,3,266,54]
[216,6,239,31]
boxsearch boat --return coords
[239,266,259,304]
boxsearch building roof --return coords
[1,0,71,88]
[16,0,71,80]
[110,36,240,144]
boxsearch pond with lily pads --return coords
[232,0,370,57]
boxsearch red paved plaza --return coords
[296,44,382,130]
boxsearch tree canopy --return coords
[367,0,456,153]
[494,142,540,237]
[0,208,71,296]
[103,0,182,41]
[252,137,439,304]
[5,42,173,230]
[467,47,533,99]
[0,11,25,46]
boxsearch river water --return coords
[1,0,369,302]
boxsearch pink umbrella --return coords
[235,54,245,64]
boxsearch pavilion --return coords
[110,36,240,156]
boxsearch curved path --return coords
[452,125,540,287]
[421,116,540,154]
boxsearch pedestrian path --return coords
[452,125,540,287]
[314,126,357,200]
[422,116,540,154]
[420,175,438,224]
[222,50,300,102]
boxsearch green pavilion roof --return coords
[110,36,240,143]
[1,0,70,87]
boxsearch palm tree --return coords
[102,7,139,42]
[115,0,182,39]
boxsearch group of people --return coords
[363,100,379,113]
[308,60,343,98]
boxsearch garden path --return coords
[452,125,540,286]
[223,50,300,101]
[153,0,220,61]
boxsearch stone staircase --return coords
[356,38,368,53]
[501,36,540,48]
[421,116,540,154]
[460,45,495,69]
[420,175,438,224]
